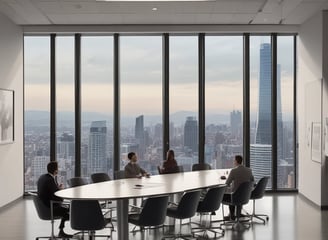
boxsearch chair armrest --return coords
[168,201,178,207]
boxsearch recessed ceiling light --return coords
[152,7,158,11]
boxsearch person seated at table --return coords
[161,149,179,174]
[223,155,254,220]
[124,152,150,178]
[37,161,73,238]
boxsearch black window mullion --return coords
[50,34,56,163]
[198,33,205,164]
[243,33,250,167]
[74,34,81,177]
[271,34,278,190]
[162,33,170,160]
[113,33,120,172]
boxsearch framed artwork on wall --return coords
[0,88,14,144]
[311,122,321,163]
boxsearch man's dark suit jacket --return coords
[124,162,147,178]
[37,173,63,207]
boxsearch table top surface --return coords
[55,169,230,200]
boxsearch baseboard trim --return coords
[298,192,328,210]
[0,196,23,213]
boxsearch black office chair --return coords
[128,195,169,234]
[32,195,65,240]
[160,165,181,174]
[192,163,211,171]
[67,177,88,187]
[70,200,112,239]
[91,172,111,183]
[178,165,184,173]
[192,185,226,238]
[90,172,115,228]
[163,190,201,239]
[249,176,270,224]
[221,181,254,231]
[114,170,125,180]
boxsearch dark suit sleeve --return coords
[48,178,63,202]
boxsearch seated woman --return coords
[161,149,179,174]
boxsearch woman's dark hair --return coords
[167,149,175,161]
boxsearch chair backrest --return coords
[251,176,269,200]
[231,181,254,206]
[70,200,106,231]
[138,195,169,227]
[197,185,226,213]
[157,165,162,174]
[114,170,125,180]
[175,190,201,219]
[67,177,89,187]
[161,165,181,174]
[32,195,61,221]
[192,163,211,171]
[91,172,111,183]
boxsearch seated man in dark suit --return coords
[37,161,72,238]
[223,155,254,220]
[124,152,150,178]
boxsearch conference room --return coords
[1,1,328,240]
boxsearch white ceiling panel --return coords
[0,0,327,25]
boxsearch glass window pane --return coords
[56,36,75,186]
[277,36,295,189]
[170,36,198,172]
[205,36,243,169]
[120,36,162,175]
[81,36,113,178]
[250,36,272,189]
[24,36,50,191]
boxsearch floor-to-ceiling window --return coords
[23,33,296,191]
[205,36,243,169]
[120,36,162,175]
[81,36,114,178]
[24,36,51,191]
[169,36,198,172]
[277,35,295,189]
[249,36,273,188]
[56,36,75,186]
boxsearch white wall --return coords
[298,11,328,207]
[0,13,23,207]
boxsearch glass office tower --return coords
[251,43,283,187]
[88,121,107,175]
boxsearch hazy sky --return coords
[24,35,294,118]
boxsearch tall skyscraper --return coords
[184,116,198,153]
[251,43,283,185]
[255,43,283,146]
[135,115,145,158]
[88,121,107,175]
[57,132,74,159]
[230,110,242,139]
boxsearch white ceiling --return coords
[0,0,328,25]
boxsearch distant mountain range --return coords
[25,110,231,126]
[25,110,293,128]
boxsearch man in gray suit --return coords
[224,155,254,220]
[124,152,150,178]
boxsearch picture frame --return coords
[311,122,321,163]
[0,88,14,144]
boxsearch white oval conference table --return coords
[55,169,230,240]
